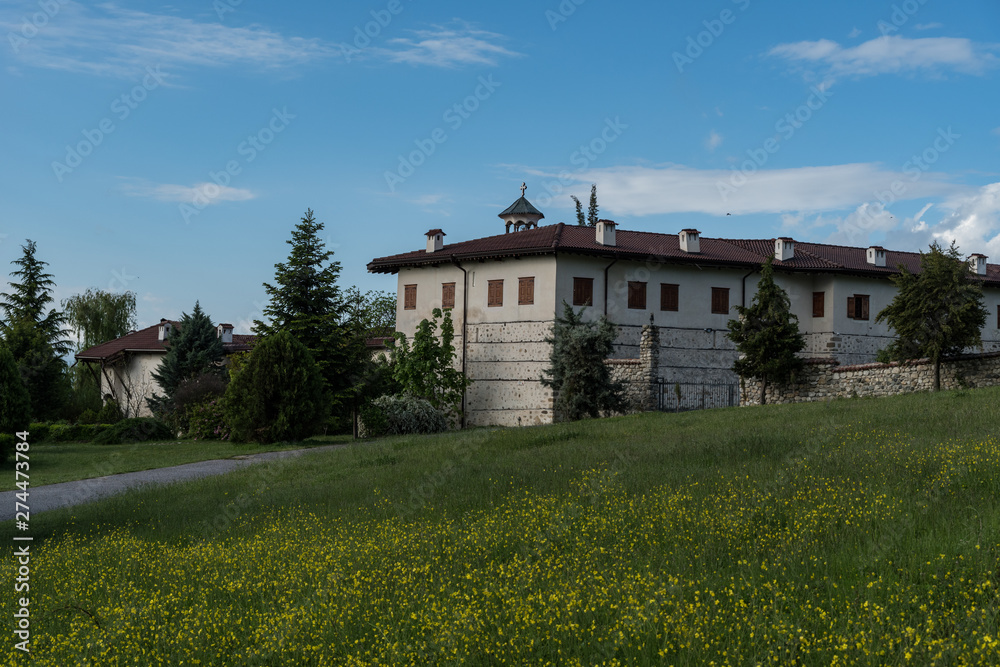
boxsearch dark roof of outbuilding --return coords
[76,321,254,363]
[367,223,1000,286]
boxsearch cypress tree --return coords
[587,184,599,227]
[726,257,805,404]
[571,195,586,226]
[876,242,988,391]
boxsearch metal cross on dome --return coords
[520,182,526,197]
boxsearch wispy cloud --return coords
[914,23,944,31]
[705,131,723,152]
[1,1,335,79]
[769,35,998,79]
[530,163,962,218]
[375,24,520,68]
[120,180,256,205]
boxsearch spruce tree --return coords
[254,209,356,411]
[3,319,69,421]
[726,257,805,404]
[587,184,599,227]
[0,240,70,355]
[148,302,224,413]
[876,242,988,391]
[541,302,625,420]
[0,343,31,437]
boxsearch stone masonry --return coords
[606,323,660,412]
[741,351,1000,405]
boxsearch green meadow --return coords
[3,389,999,665]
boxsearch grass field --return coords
[0,436,350,491]
[3,389,999,665]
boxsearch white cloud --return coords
[0,1,334,78]
[929,182,1000,256]
[376,24,520,68]
[705,131,723,152]
[536,163,962,217]
[847,27,862,39]
[120,180,256,205]
[769,35,998,79]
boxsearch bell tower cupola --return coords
[499,182,545,233]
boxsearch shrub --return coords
[78,408,98,425]
[48,423,84,442]
[95,399,124,425]
[91,418,173,445]
[223,331,329,443]
[360,395,448,438]
[28,422,51,443]
[187,399,230,441]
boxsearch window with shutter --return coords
[711,287,729,314]
[518,277,534,305]
[487,280,503,307]
[627,281,647,309]
[404,284,416,310]
[660,283,679,311]
[847,295,870,320]
[573,277,594,306]
[442,282,455,309]
[812,292,825,317]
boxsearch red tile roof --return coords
[76,321,254,363]
[368,223,1000,285]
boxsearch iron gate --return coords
[658,382,739,412]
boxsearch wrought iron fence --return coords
[658,382,739,412]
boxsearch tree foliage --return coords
[541,302,625,421]
[223,330,329,443]
[389,308,469,420]
[254,209,357,410]
[876,241,988,391]
[0,239,69,355]
[571,195,586,226]
[587,183,600,227]
[342,286,396,334]
[148,302,224,414]
[0,343,30,434]
[726,258,805,404]
[3,318,69,421]
[63,288,137,350]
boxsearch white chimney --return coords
[866,246,887,267]
[158,319,172,341]
[425,229,445,253]
[217,323,234,344]
[775,237,795,262]
[679,229,700,253]
[596,219,617,246]
[970,253,988,276]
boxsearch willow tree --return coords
[727,257,805,404]
[876,242,988,391]
[63,289,137,410]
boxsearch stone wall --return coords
[741,351,1000,405]
[606,323,660,412]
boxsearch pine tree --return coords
[541,302,625,420]
[571,195,586,226]
[148,302,224,413]
[876,241,988,391]
[726,257,805,404]
[587,184,599,227]
[254,209,356,410]
[0,240,70,355]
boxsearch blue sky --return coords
[1,0,999,337]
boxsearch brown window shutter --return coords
[812,292,824,318]
[518,277,534,305]
[628,281,646,309]
[861,296,869,320]
[847,296,856,319]
[573,277,593,306]
[661,283,679,311]
[404,284,417,310]
[488,280,503,307]
[442,282,455,309]
[711,287,729,314]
